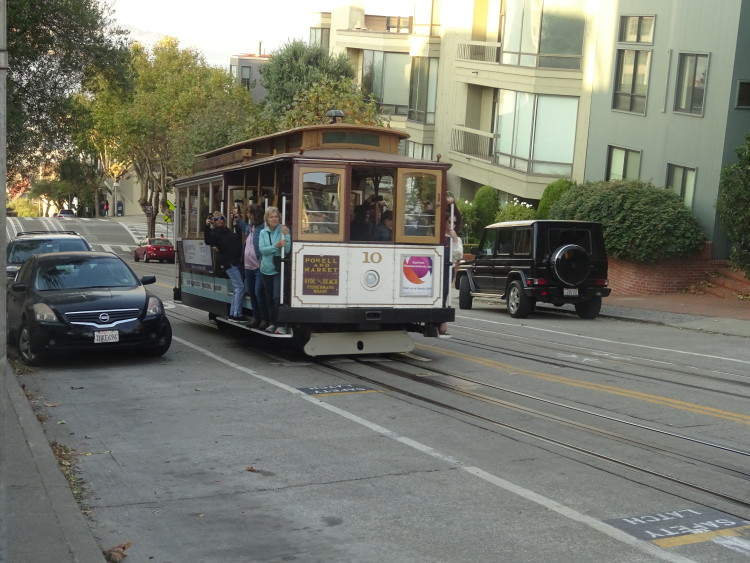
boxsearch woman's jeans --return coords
[226,265,245,317]
[262,273,281,323]
[244,268,269,321]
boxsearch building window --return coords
[310,27,330,50]
[362,50,409,116]
[667,164,696,208]
[737,81,750,108]
[408,57,438,124]
[404,141,433,160]
[494,90,578,176]
[618,15,654,43]
[674,53,709,115]
[501,0,585,70]
[613,49,651,114]
[240,66,252,90]
[606,146,641,180]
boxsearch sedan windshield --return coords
[35,258,139,290]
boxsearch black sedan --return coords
[6,251,172,365]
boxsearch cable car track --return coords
[315,354,750,518]
[443,324,750,398]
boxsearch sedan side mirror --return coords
[140,275,156,286]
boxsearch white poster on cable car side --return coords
[400,255,434,297]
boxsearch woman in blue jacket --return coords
[258,206,291,334]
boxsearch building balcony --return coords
[451,126,493,162]
[456,40,582,71]
[451,125,573,177]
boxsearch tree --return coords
[717,135,750,275]
[278,77,383,130]
[6,0,130,182]
[259,40,355,124]
[88,38,259,235]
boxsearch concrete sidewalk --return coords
[1,291,748,562]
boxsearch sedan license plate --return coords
[563,288,579,296]
[94,330,119,343]
[159,247,167,251]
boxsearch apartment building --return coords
[312,1,750,257]
[229,53,270,102]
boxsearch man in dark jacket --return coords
[204,211,247,321]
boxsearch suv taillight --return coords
[527,278,549,286]
[594,278,609,287]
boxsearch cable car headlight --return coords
[363,270,380,289]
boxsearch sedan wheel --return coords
[18,322,47,366]
[143,319,172,357]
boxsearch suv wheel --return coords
[458,276,473,310]
[575,296,602,319]
[551,244,591,286]
[507,280,534,318]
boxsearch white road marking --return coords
[457,314,750,366]
[173,334,696,563]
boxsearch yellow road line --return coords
[418,343,750,425]
[652,525,750,547]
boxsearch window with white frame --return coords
[666,164,696,208]
[494,90,578,176]
[606,146,641,180]
[404,141,434,161]
[240,66,252,90]
[408,57,438,124]
[674,53,709,115]
[501,0,585,70]
[737,81,750,108]
[618,15,654,43]
[613,49,651,114]
[309,28,330,50]
[362,50,410,116]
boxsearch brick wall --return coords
[607,242,724,295]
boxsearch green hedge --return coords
[549,180,705,262]
[717,135,750,275]
[537,179,575,219]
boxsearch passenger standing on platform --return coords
[440,212,463,335]
[204,211,247,322]
[235,204,270,329]
[259,206,291,335]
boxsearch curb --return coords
[2,368,105,562]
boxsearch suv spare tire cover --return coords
[551,244,591,286]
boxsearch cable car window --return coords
[299,168,342,241]
[398,171,439,242]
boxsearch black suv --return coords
[6,231,93,279]
[455,220,611,319]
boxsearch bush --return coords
[717,135,750,276]
[537,179,575,219]
[495,198,536,222]
[549,180,706,262]
[457,185,499,245]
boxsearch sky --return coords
[110,0,411,68]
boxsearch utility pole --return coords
[1,1,11,559]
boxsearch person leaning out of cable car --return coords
[235,204,271,330]
[205,210,247,322]
[259,206,291,335]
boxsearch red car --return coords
[134,237,175,263]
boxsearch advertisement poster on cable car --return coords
[400,255,434,297]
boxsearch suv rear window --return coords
[548,228,592,253]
